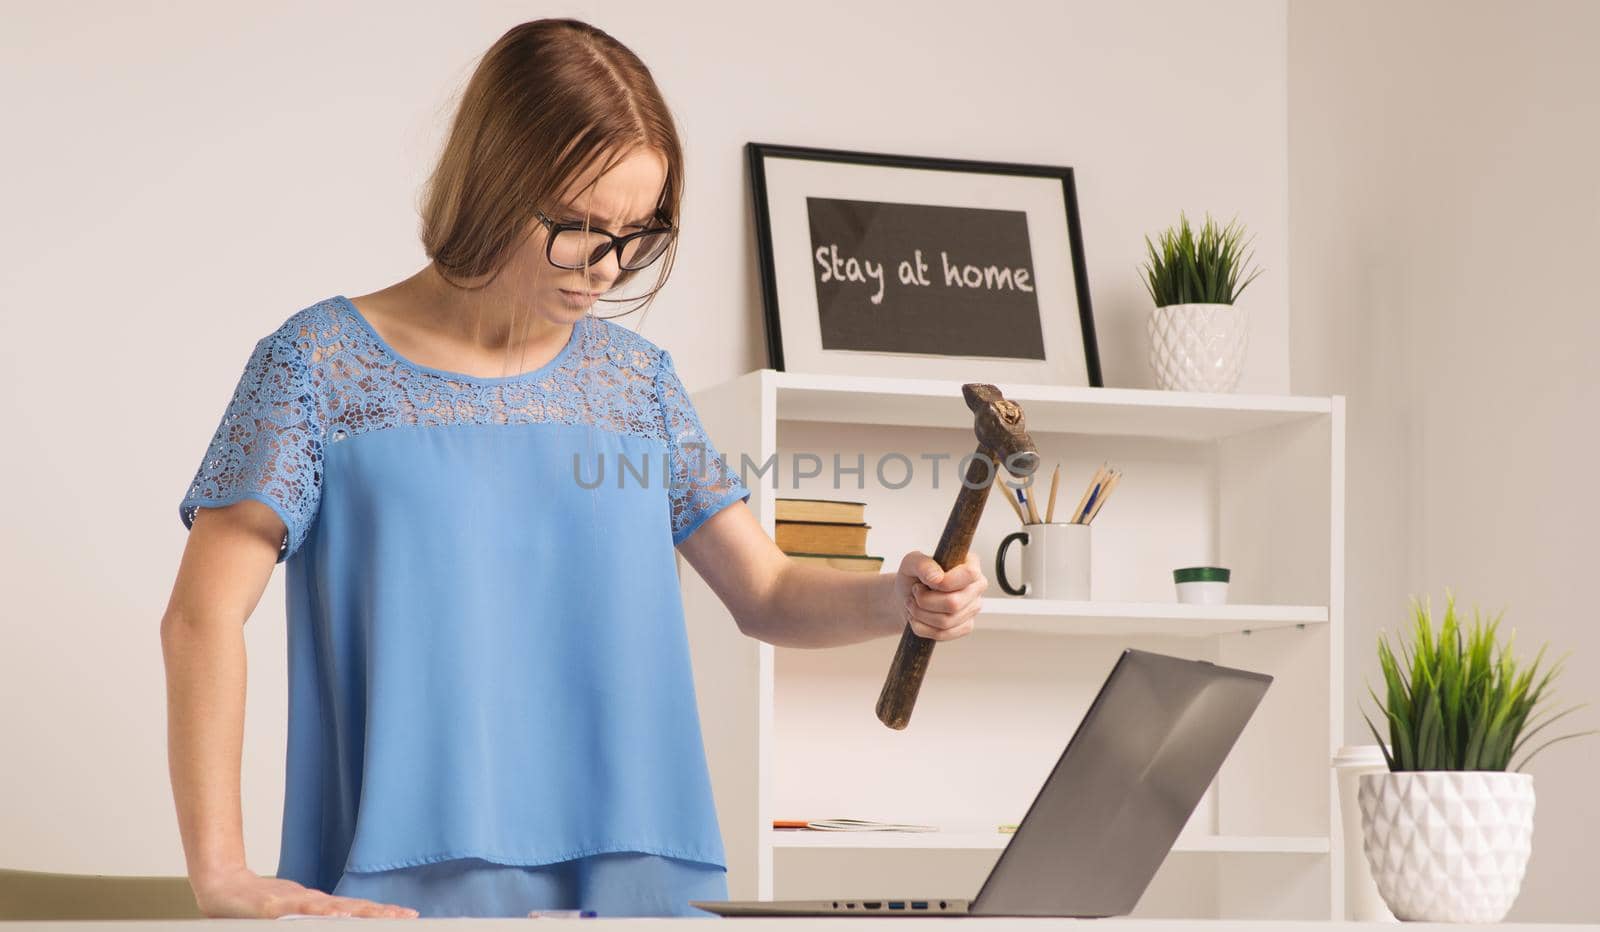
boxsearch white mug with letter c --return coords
[995,522,1090,600]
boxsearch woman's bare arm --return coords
[675,503,986,649]
[160,500,416,919]
[162,500,277,886]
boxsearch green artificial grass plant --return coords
[1363,593,1596,772]
[1140,211,1264,307]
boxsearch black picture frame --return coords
[747,142,1102,387]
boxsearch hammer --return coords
[875,383,1039,730]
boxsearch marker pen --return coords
[528,909,598,919]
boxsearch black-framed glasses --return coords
[534,208,676,272]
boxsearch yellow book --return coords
[776,520,869,555]
[775,497,867,524]
[785,552,884,573]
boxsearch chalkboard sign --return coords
[807,197,1045,360]
[750,143,1100,386]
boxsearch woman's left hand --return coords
[891,549,988,641]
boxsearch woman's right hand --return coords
[192,866,420,919]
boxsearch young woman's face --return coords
[514,146,669,317]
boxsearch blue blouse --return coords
[177,295,750,912]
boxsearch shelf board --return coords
[974,600,1328,637]
[768,831,1329,855]
[764,370,1332,441]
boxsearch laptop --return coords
[691,648,1272,918]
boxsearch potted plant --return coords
[1359,594,1595,922]
[1140,212,1263,393]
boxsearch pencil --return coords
[992,468,1027,525]
[1023,482,1041,524]
[1078,483,1102,524]
[1071,464,1108,524]
[1086,470,1121,524]
[1045,464,1061,523]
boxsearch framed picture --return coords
[747,142,1102,387]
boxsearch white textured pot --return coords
[1147,302,1249,392]
[1358,771,1535,923]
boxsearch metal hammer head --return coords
[962,383,1039,478]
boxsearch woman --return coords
[161,17,988,920]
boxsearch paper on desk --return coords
[806,818,938,832]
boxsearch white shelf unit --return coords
[677,370,1346,921]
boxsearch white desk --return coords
[21,921,1599,930]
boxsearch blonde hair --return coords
[418,18,683,321]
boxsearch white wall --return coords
[1289,0,1600,922]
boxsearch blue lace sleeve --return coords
[654,349,750,546]
[178,330,324,563]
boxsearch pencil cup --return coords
[995,523,1090,599]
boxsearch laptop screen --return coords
[969,649,1271,917]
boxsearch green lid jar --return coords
[1173,566,1230,604]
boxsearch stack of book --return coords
[776,498,883,573]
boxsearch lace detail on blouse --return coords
[179,296,748,561]
[178,329,323,562]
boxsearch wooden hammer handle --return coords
[874,451,995,730]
